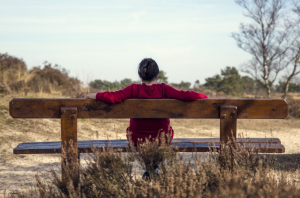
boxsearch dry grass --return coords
[7,139,300,198]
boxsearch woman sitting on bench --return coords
[84,58,207,146]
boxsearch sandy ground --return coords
[0,95,300,195]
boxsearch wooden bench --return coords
[9,98,288,182]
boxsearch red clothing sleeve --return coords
[95,83,207,104]
[162,83,208,101]
[96,84,133,104]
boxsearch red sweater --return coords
[96,83,207,144]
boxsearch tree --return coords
[156,71,168,84]
[218,67,244,97]
[204,74,222,90]
[242,76,256,93]
[281,0,300,98]
[232,0,294,98]
[242,76,265,96]
[204,67,244,97]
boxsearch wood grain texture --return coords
[61,107,78,184]
[13,138,285,154]
[9,98,288,119]
[61,107,78,154]
[220,106,237,144]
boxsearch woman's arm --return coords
[84,93,97,99]
[86,84,134,104]
[163,84,208,101]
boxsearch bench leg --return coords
[220,106,237,149]
[61,107,79,185]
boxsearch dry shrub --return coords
[0,53,27,94]
[287,98,300,118]
[0,53,84,97]
[11,138,300,198]
[27,63,82,97]
[132,136,176,181]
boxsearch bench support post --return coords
[220,106,237,149]
[61,107,79,185]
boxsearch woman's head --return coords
[138,58,159,82]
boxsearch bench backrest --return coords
[9,98,288,119]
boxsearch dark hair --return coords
[138,58,159,81]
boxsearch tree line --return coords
[89,70,192,91]
[202,66,300,97]
[89,67,300,97]
[1,52,299,98]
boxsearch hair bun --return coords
[138,58,159,82]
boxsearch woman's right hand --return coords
[84,93,97,99]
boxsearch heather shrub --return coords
[11,138,300,198]
[287,98,300,118]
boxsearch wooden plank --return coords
[61,107,78,184]
[12,138,281,151]
[220,106,237,144]
[61,107,78,156]
[12,138,282,152]
[13,138,285,154]
[9,98,288,119]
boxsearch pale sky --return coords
[0,0,252,86]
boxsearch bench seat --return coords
[14,138,285,154]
